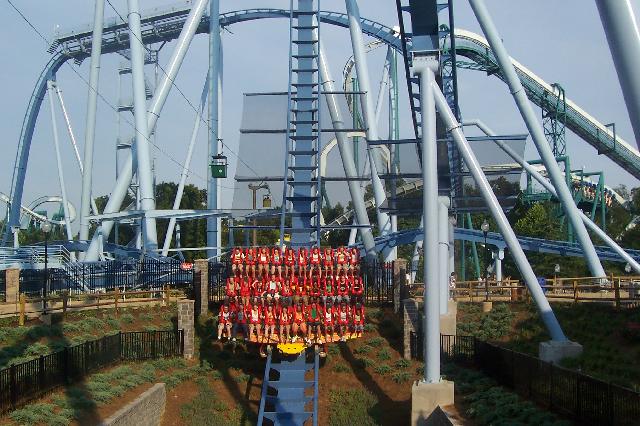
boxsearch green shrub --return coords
[366,337,384,347]
[355,356,375,368]
[120,313,135,324]
[25,342,49,357]
[374,364,392,375]
[328,344,340,355]
[353,345,372,355]
[392,371,411,383]
[140,312,154,322]
[328,389,380,426]
[394,359,410,369]
[363,323,376,332]
[377,348,391,361]
[332,363,350,373]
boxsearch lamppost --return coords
[625,263,632,275]
[41,221,52,315]
[481,220,490,301]
[248,183,269,246]
[554,263,560,293]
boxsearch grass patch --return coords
[353,345,372,355]
[179,378,253,425]
[119,313,135,324]
[328,389,380,426]
[355,356,375,368]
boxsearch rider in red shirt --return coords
[217,304,232,340]
[248,302,262,342]
[337,302,350,342]
[322,301,335,343]
[278,303,293,343]
[264,304,277,343]
[271,247,283,276]
[349,248,360,272]
[240,276,251,306]
[284,247,296,277]
[352,303,365,337]
[336,247,348,274]
[225,277,236,303]
[231,247,244,274]
[322,247,334,277]
[245,247,257,275]
[257,247,270,277]
[297,248,309,276]
[309,247,322,276]
[350,274,364,304]
[336,274,350,304]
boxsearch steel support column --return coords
[208,0,221,259]
[595,0,640,151]
[162,73,209,257]
[83,0,209,261]
[46,80,73,241]
[345,0,393,260]
[317,40,377,256]
[469,0,606,279]
[415,59,441,383]
[127,0,158,251]
[79,0,105,242]
[433,83,567,342]
[438,196,450,315]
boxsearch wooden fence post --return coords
[62,291,68,316]
[613,277,621,309]
[573,280,578,303]
[162,285,167,307]
[19,294,26,326]
[114,287,119,313]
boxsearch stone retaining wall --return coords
[99,383,166,426]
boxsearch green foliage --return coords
[328,389,380,426]
[9,403,72,426]
[180,378,253,425]
[394,359,410,369]
[353,345,372,355]
[365,337,384,347]
[457,302,514,341]
[363,323,376,333]
[332,363,350,373]
[391,371,411,383]
[355,356,375,368]
[120,313,135,324]
[327,344,340,356]
[377,348,391,361]
[373,364,392,375]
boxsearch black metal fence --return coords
[0,329,183,413]
[19,259,194,297]
[440,335,640,425]
[0,271,5,302]
[208,258,230,303]
[361,260,394,305]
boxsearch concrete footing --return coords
[481,301,493,313]
[440,300,457,336]
[539,340,583,364]
[411,380,455,426]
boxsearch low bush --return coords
[332,363,350,373]
[355,356,375,368]
[328,389,380,426]
[374,364,392,375]
[377,347,392,360]
[394,359,410,369]
[391,371,411,383]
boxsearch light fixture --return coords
[480,220,490,234]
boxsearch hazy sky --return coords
[0,0,638,229]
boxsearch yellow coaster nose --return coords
[277,343,307,355]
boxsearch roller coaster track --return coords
[6,5,640,243]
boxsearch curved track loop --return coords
[6,7,639,243]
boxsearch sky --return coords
[0,0,638,230]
